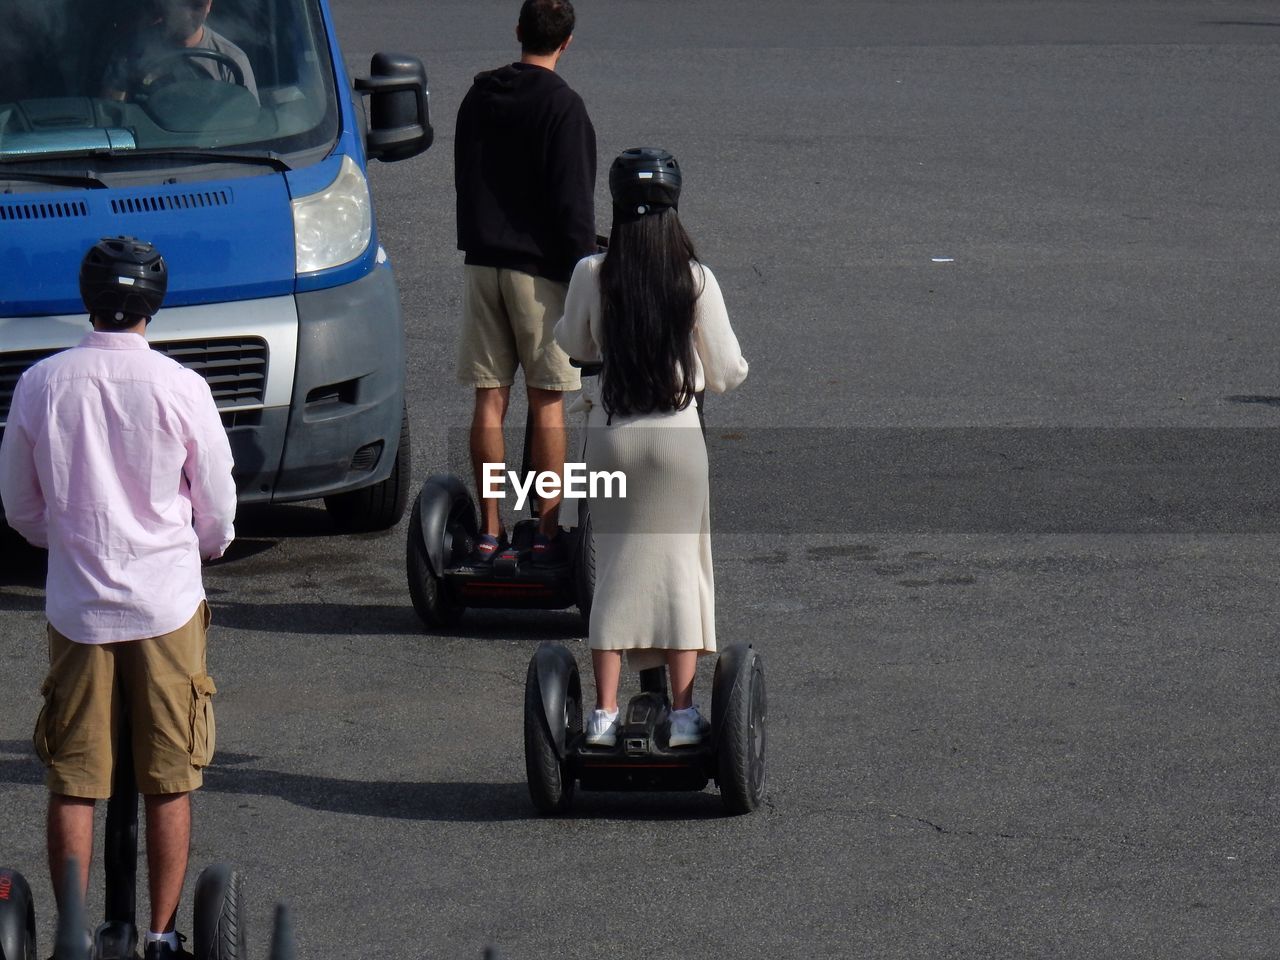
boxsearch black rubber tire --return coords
[192,864,245,960]
[715,649,767,815]
[574,502,595,623]
[0,868,37,960]
[406,494,467,629]
[523,657,579,815]
[324,407,411,533]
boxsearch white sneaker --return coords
[586,708,619,746]
[668,705,709,748]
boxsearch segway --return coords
[0,723,246,960]
[522,642,767,815]
[405,364,600,630]
[0,865,36,960]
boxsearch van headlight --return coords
[292,155,372,274]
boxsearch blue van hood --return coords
[0,172,296,317]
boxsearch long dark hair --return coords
[599,207,702,419]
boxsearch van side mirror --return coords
[354,52,433,162]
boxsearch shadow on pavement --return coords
[432,609,586,642]
[0,740,43,787]
[208,598,585,642]
[203,765,728,823]
[0,758,42,786]
[203,767,531,822]
[201,503,401,566]
[0,745,265,791]
[0,741,729,822]
[230,503,346,539]
[0,528,46,589]
[209,599,423,636]
[563,790,729,821]
[0,588,44,613]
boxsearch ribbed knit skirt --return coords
[583,400,716,672]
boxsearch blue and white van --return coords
[0,0,432,531]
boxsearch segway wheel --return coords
[713,645,767,815]
[574,502,595,623]
[523,653,581,815]
[193,864,246,960]
[0,868,37,960]
[406,493,467,628]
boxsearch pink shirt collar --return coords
[79,331,150,350]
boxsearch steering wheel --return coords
[136,47,246,93]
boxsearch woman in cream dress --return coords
[553,148,748,749]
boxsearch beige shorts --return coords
[457,265,581,391]
[34,602,216,799]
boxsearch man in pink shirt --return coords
[0,237,235,960]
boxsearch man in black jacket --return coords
[454,0,596,565]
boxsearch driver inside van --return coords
[102,0,259,103]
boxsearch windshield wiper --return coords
[107,149,292,171]
[0,168,109,189]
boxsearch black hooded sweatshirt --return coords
[454,62,597,284]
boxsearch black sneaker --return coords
[468,531,507,565]
[143,935,191,960]
[532,531,568,567]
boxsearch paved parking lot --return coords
[3,2,1279,957]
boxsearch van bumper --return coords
[253,263,406,504]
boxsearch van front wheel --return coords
[325,409,411,533]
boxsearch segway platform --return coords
[406,474,595,628]
[523,641,767,815]
[405,361,604,631]
[443,518,585,609]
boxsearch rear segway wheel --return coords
[193,864,246,960]
[574,502,595,623]
[0,868,37,960]
[523,648,582,814]
[713,644,767,815]
[406,487,470,629]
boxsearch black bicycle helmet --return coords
[609,147,682,218]
[79,236,168,322]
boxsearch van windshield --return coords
[0,0,339,163]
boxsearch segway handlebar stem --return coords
[53,856,89,960]
[103,728,138,930]
[269,903,296,960]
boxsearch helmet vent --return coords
[111,190,232,215]
[0,200,89,222]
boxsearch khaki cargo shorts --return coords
[457,265,581,391]
[34,602,216,799]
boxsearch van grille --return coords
[155,338,267,409]
[111,190,231,214]
[0,200,89,221]
[0,348,57,423]
[0,337,268,427]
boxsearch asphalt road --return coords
[3,2,1280,958]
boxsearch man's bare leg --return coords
[527,387,567,537]
[48,794,95,908]
[144,793,190,934]
[470,386,511,537]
